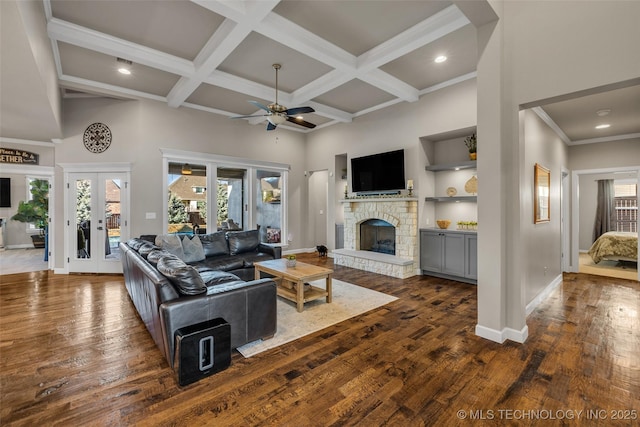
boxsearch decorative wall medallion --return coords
[446,187,457,197]
[83,123,112,153]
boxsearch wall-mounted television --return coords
[0,178,10,208]
[351,149,405,194]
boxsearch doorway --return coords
[67,172,129,273]
[308,170,328,247]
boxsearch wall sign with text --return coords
[0,148,39,165]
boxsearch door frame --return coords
[59,163,131,274]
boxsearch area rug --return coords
[237,279,398,357]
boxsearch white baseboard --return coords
[5,244,36,250]
[526,274,563,316]
[475,324,529,344]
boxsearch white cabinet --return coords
[420,229,477,284]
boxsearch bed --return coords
[588,231,638,264]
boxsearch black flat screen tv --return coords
[0,178,10,208]
[351,149,405,194]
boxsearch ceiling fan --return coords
[231,64,316,131]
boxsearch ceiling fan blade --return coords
[283,106,315,115]
[266,122,277,131]
[248,100,272,112]
[286,116,316,129]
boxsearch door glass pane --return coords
[76,179,91,259]
[168,162,207,234]
[257,170,282,243]
[104,178,121,260]
[217,167,246,231]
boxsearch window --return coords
[162,150,289,244]
[614,181,637,232]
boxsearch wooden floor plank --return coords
[1,255,639,426]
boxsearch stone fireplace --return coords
[334,198,418,278]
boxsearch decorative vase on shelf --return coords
[469,152,477,161]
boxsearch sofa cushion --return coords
[227,229,260,255]
[138,243,159,259]
[191,256,244,272]
[127,238,147,251]
[199,232,229,257]
[206,280,251,295]
[200,270,241,287]
[181,235,206,263]
[146,249,174,266]
[156,256,206,296]
[241,251,276,267]
[155,234,185,260]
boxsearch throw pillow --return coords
[156,256,206,296]
[155,234,185,260]
[199,232,229,257]
[181,235,206,263]
[227,229,260,255]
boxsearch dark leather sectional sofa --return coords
[120,229,281,369]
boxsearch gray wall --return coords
[52,97,306,269]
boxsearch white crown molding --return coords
[531,106,572,145]
[0,137,55,147]
[569,132,640,146]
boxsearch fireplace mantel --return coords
[341,197,418,204]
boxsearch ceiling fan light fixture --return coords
[267,114,287,125]
[181,163,192,175]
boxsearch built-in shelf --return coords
[425,196,477,203]
[425,160,477,172]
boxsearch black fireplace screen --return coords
[359,219,395,255]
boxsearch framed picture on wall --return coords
[534,163,550,223]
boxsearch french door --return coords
[67,172,129,273]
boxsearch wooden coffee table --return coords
[254,259,333,312]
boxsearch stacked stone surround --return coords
[334,198,418,279]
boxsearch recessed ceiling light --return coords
[596,108,611,117]
[434,55,447,63]
[116,57,132,75]
[595,124,611,129]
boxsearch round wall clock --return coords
[83,123,112,153]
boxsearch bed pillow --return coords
[181,235,206,263]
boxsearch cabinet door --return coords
[465,234,478,280]
[442,233,465,276]
[420,230,442,272]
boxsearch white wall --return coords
[476,0,640,342]
[522,109,568,304]
[53,97,306,269]
[306,78,478,249]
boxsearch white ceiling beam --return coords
[167,0,279,108]
[359,69,419,102]
[205,70,290,105]
[191,0,247,22]
[306,101,353,123]
[290,69,354,106]
[357,5,469,72]
[47,18,194,76]
[59,74,167,102]
[256,12,356,71]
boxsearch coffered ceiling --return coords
[45,0,481,132]
[1,0,638,142]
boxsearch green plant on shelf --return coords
[464,133,477,153]
[457,221,478,230]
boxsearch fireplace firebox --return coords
[360,219,395,255]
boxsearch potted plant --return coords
[286,254,297,268]
[464,132,477,160]
[11,179,49,249]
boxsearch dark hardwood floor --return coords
[1,253,638,426]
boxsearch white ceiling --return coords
[1,0,638,142]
